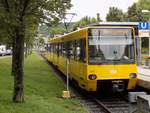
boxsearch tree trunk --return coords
[12,24,25,102]
[11,37,15,76]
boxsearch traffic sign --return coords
[138,22,149,30]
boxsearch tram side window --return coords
[57,43,59,56]
[53,44,55,53]
[54,43,58,54]
[75,40,81,61]
[53,44,57,54]
[81,38,86,63]
[59,43,62,56]
[73,40,77,60]
[48,44,51,52]
[62,42,66,56]
[68,41,74,59]
[51,44,53,53]
[52,44,54,53]
[74,39,86,62]
[56,44,58,54]
[67,41,70,58]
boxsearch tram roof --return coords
[91,22,139,26]
[90,22,139,35]
[49,22,139,42]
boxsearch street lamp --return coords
[142,9,150,57]
[61,12,77,98]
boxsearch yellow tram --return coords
[45,26,137,92]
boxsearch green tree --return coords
[0,20,11,45]
[96,13,101,22]
[0,0,71,102]
[127,3,139,21]
[106,7,124,22]
[50,27,66,37]
[137,0,150,21]
[0,30,10,44]
[126,0,150,22]
[73,16,101,30]
[25,24,37,57]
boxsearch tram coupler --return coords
[111,80,125,92]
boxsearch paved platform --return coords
[137,66,150,89]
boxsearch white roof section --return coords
[98,22,139,26]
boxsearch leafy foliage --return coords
[39,22,75,38]
[106,1,150,22]
[126,0,150,22]
[0,0,72,102]
[0,0,72,41]
[50,27,66,37]
[136,0,150,21]
[106,7,124,22]
[73,16,101,30]
[126,3,140,21]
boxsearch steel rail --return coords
[94,98,112,113]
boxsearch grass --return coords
[0,53,87,113]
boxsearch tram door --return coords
[57,43,62,66]
[67,41,76,79]
[77,39,86,80]
[68,39,86,81]
[75,38,86,80]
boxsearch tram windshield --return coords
[88,28,135,64]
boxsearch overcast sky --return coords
[67,0,137,22]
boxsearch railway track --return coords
[79,93,130,113]
[94,98,129,113]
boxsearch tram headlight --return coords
[88,74,97,80]
[130,73,137,78]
